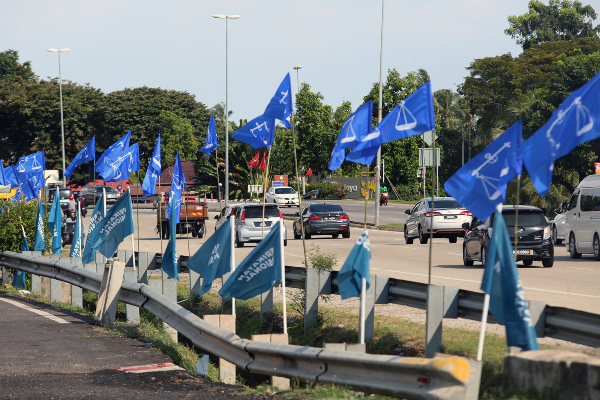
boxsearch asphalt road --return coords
[78,205,600,315]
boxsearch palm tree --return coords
[433,89,464,130]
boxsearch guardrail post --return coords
[204,314,236,384]
[365,274,376,341]
[162,270,178,342]
[528,300,546,337]
[425,285,444,358]
[304,268,332,333]
[137,252,155,283]
[374,274,389,304]
[261,288,273,321]
[21,251,39,294]
[124,267,140,324]
[251,334,290,389]
[117,249,134,269]
[323,342,366,353]
[49,255,61,303]
[221,271,233,314]
[443,286,460,318]
[58,257,72,304]
[1,266,10,286]
[70,257,83,308]
[189,268,202,300]
[95,259,126,325]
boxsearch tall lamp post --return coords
[293,65,302,93]
[375,1,384,227]
[213,14,241,208]
[47,48,70,188]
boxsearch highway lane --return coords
[79,208,600,315]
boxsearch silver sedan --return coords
[404,197,473,244]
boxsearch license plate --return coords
[445,215,457,219]
[325,217,336,220]
[513,249,533,255]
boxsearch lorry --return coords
[156,191,208,239]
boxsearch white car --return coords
[404,197,473,244]
[551,208,566,245]
[265,186,299,208]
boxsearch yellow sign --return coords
[361,178,376,199]
[0,188,17,199]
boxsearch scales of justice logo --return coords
[17,155,43,173]
[250,121,271,146]
[471,142,513,201]
[360,100,418,142]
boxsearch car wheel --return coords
[342,230,350,239]
[235,234,244,248]
[418,225,428,244]
[553,226,563,245]
[480,246,487,266]
[522,259,533,266]
[569,233,581,259]
[304,227,311,240]
[449,237,457,244]
[594,235,600,261]
[542,257,554,268]
[404,227,413,244]
[293,226,301,239]
[463,245,474,266]
[332,233,340,239]
[284,239,287,246]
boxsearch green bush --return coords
[308,182,349,199]
[0,197,52,253]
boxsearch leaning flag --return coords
[347,81,435,165]
[65,136,95,179]
[142,135,162,197]
[522,71,600,196]
[306,168,313,176]
[219,221,282,300]
[47,193,62,255]
[328,101,373,171]
[263,73,293,128]
[187,217,233,296]
[89,191,134,259]
[82,192,106,264]
[100,143,140,182]
[34,193,45,251]
[444,121,523,222]
[69,204,83,257]
[199,115,218,156]
[95,130,131,173]
[167,152,186,224]
[337,231,371,299]
[162,199,179,280]
[248,152,260,168]
[259,153,266,171]
[481,211,539,351]
[15,150,46,183]
[4,165,19,188]
[232,115,276,149]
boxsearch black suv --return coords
[462,205,553,268]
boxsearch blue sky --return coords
[3,0,537,123]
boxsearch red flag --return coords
[306,168,313,176]
[248,152,260,168]
[259,153,267,171]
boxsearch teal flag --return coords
[82,193,106,264]
[47,194,62,255]
[90,191,134,259]
[162,199,179,280]
[69,205,83,257]
[337,231,371,300]
[33,194,45,251]
[14,230,29,289]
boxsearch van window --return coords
[567,193,579,211]
[580,189,595,212]
[592,189,600,211]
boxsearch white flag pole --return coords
[77,199,82,256]
[477,293,490,361]
[359,276,366,344]
[230,216,236,315]
[128,187,136,272]
[280,219,287,334]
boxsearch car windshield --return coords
[502,211,546,226]
[426,199,461,209]
[50,189,72,200]
[311,204,343,213]
[244,206,280,219]
[96,187,117,194]
[275,188,296,195]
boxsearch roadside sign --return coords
[417,166,426,178]
[419,148,441,167]
[271,181,285,188]
[421,131,437,146]
[248,185,263,193]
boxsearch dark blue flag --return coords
[232,115,275,149]
[95,130,131,174]
[0,161,6,186]
[27,170,45,198]
[47,193,62,255]
[15,150,46,184]
[187,217,233,296]
[65,136,95,179]
[219,221,283,300]
[329,101,373,171]
[481,211,540,351]
[21,179,36,202]
[263,73,293,128]
[167,152,186,224]
[199,116,218,156]
[89,191,134,259]
[4,165,20,189]
[82,192,106,264]
[14,228,28,289]
[162,198,179,280]
[100,143,140,182]
[34,193,45,251]
[444,121,523,222]
[142,135,161,197]
[337,231,371,299]
[523,71,600,196]
[347,81,435,165]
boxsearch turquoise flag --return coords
[162,199,179,280]
[14,229,29,289]
[69,204,83,257]
[47,194,62,255]
[90,191,134,259]
[33,194,45,251]
[82,192,106,264]
[337,231,371,300]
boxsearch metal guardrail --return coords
[0,251,481,400]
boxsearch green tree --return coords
[0,50,34,83]
[160,110,199,164]
[505,0,600,50]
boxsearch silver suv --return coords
[233,203,287,247]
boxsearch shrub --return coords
[0,197,52,253]
[308,182,349,199]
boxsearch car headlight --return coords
[543,227,551,240]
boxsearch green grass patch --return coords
[376,223,404,230]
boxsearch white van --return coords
[565,174,600,259]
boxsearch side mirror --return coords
[214,215,218,219]
[462,222,470,230]
[294,212,300,217]
[404,209,411,215]
[561,202,568,211]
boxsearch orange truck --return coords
[156,191,208,239]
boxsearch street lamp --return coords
[213,14,241,208]
[293,65,302,93]
[47,48,70,188]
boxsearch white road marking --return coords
[447,253,462,256]
[0,297,71,324]
[567,267,593,271]
[285,253,305,258]
[384,270,600,299]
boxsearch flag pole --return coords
[359,275,366,344]
[136,172,140,269]
[290,114,309,270]
[216,152,221,206]
[513,174,521,261]
[428,138,436,285]
[185,194,191,259]
[280,219,287,334]
[364,166,368,230]
[159,176,163,254]
[230,216,236,315]
[261,148,272,239]
[128,187,136,272]
[477,293,490,361]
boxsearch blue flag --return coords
[0,161,6,186]
[95,130,131,174]
[21,179,36,202]
[219,221,283,300]
[263,73,293,128]
[4,165,20,189]
[232,115,276,149]
[100,143,140,182]
[162,199,179,280]
[15,150,46,184]
[167,152,186,224]
[444,121,523,222]
[142,135,161,197]
[187,217,233,296]
[82,192,106,264]
[65,136,95,179]
[69,205,83,257]
[523,71,600,196]
[199,116,218,156]
[27,169,45,198]
[329,101,373,171]
[33,193,45,252]
[347,81,435,165]
[481,211,540,351]
[337,231,371,299]
[89,191,134,259]
[47,194,62,255]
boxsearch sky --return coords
[2,0,550,124]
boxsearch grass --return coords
[376,223,404,230]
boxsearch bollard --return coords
[425,285,444,358]
[204,315,236,384]
[95,259,126,326]
[70,257,83,308]
[123,267,140,323]
[261,288,273,321]
[251,334,290,389]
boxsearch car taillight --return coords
[230,210,234,216]
[241,211,245,222]
[309,215,321,220]
[460,211,472,216]
[279,209,283,218]
[338,214,349,219]
[424,212,442,217]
